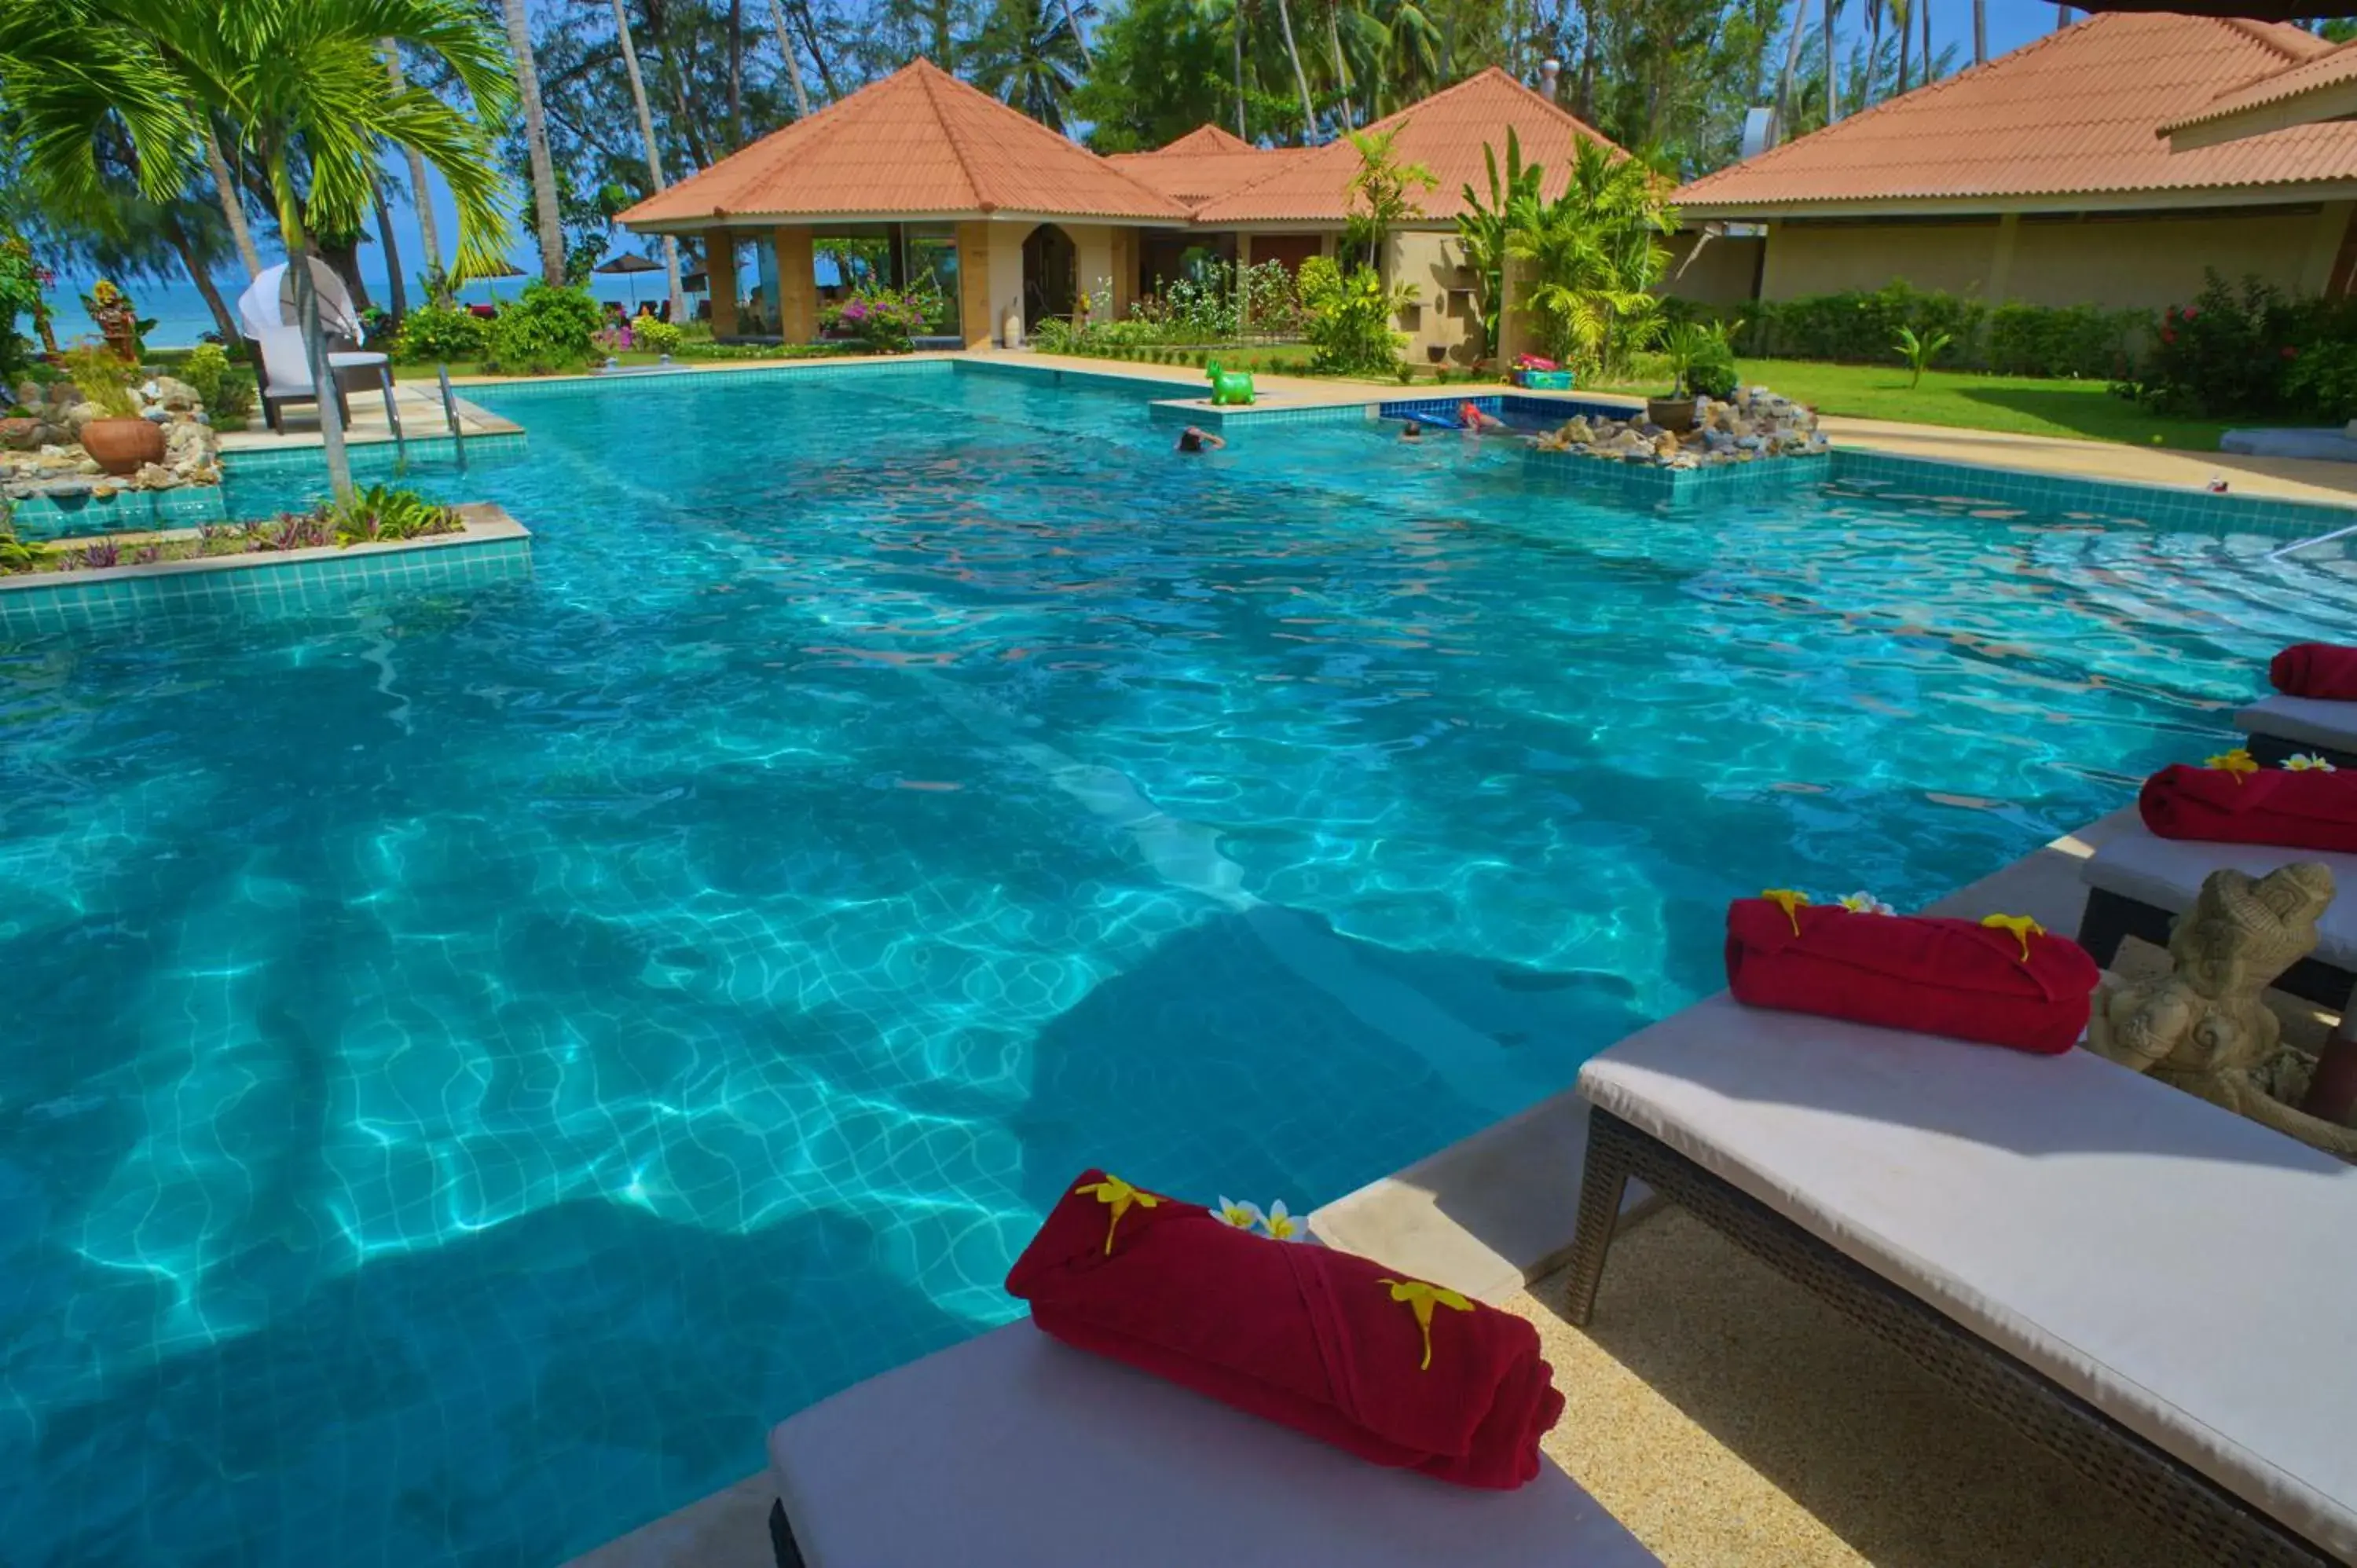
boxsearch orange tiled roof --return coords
[618,60,1187,227]
[1107,124,1314,206]
[2159,36,2357,141]
[1189,68,1629,224]
[1675,14,2357,213]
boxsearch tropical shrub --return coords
[1662,319,1740,398]
[479,283,603,375]
[1507,138,1676,378]
[324,484,464,545]
[823,286,929,353]
[632,317,684,355]
[1893,325,1954,389]
[61,342,141,416]
[2284,340,2357,423]
[395,302,490,362]
[1668,284,2152,381]
[180,341,256,425]
[0,229,48,381]
[2135,272,2320,418]
[1299,255,1412,376]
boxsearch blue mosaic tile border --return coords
[468,357,948,405]
[221,431,529,478]
[1523,448,1833,509]
[953,359,1194,399]
[0,530,532,637]
[1826,449,2357,539]
[1146,399,1375,428]
[1378,394,1640,427]
[10,483,229,540]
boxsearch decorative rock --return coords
[145,376,201,412]
[132,462,178,490]
[0,417,44,451]
[63,401,105,438]
[1521,388,1827,471]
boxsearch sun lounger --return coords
[764,1321,1659,1568]
[1565,991,2357,1567]
[2077,820,2357,1006]
[2241,694,2357,771]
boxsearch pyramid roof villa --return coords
[1105,124,1314,207]
[1675,13,2357,216]
[622,62,1630,236]
[1189,69,1628,225]
[619,60,1188,229]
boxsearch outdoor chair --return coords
[2242,694,2357,771]
[1564,991,2357,1568]
[251,326,401,440]
[762,1321,1658,1567]
[2077,822,2357,1006]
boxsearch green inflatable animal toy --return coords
[1206,359,1255,407]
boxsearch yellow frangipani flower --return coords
[2205,748,2260,784]
[1376,1277,1475,1372]
[1981,913,2046,963]
[1260,1200,1304,1241]
[2286,753,2338,773]
[1073,1174,1161,1255]
[1761,888,1810,936]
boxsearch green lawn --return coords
[1591,357,2231,452]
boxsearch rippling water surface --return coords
[3,362,2352,1566]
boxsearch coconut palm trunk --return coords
[1772,0,1809,135]
[385,44,446,301]
[1272,0,1317,144]
[500,0,567,284]
[1325,1,1353,130]
[1232,1,1247,137]
[1921,0,1931,82]
[1972,0,1985,63]
[163,210,241,342]
[200,123,263,277]
[1065,0,1094,66]
[1824,0,1838,120]
[612,0,688,321]
[762,0,814,116]
[372,178,409,315]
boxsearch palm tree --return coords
[1270,0,1318,143]
[498,0,566,285]
[384,42,445,302]
[1972,0,1985,64]
[972,0,1091,132]
[762,0,814,118]
[1505,137,1675,376]
[1193,0,1251,138]
[1892,0,1912,93]
[610,0,686,321]
[1824,0,1839,121]
[197,120,262,275]
[1455,127,1542,357]
[1,0,515,498]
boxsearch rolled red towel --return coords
[1004,1171,1564,1489]
[1725,896,2099,1055]
[2139,762,2357,853]
[2270,644,2357,701]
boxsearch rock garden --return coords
[2,344,229,507]
[1530,387,1831,469]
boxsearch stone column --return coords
[706,229,739,336]
[955,221,994,348]
[2300,200,2355,297]
[1111,228,1136,320]
[772,225,817,343]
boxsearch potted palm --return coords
[64,343,162,474]
[1650,321,1742,432]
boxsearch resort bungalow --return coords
[1670,13,2357,310]
[617,61,1629,364]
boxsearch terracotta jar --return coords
[79,416,166,475]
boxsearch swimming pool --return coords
[3,361,2352,1566]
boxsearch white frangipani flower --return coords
[1838,891,1896,916]
[1260,1200,1306,1241]
[2286,753,2338,773]
[1213,1196,1264,1230]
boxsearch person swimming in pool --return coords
[1177,426,1226,453]
[1400,420,1424,442]
[1457,401,1510,436]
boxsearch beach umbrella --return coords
[593,252,663,307]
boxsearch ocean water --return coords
[2,362,2352,1566]
[38,273,672,351]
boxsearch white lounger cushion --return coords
[2081,822,2357,973]
[1580,993,2357,1562]
[768,1321,1658,1568]
[2239,694,2357,753]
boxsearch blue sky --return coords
[332,2,2139,295]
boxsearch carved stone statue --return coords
[2085,862,2357,1160]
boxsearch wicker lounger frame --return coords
[1563,1107,2337,1568]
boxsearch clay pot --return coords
[1646,395,1697,434]
[79,416,166,476]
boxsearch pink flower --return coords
[2282,346,2299,360]
[2160,328,2176,345]
[2182,306,2198,322]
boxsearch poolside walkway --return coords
[215,380,518,453]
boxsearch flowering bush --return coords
[632,317,684,355]
[480,283,603,375]
[1299,255,1411,377]
[2132,269,2357,419]
[394,302,490,363]
[823,286,929,353]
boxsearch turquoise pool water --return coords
[3,361,2352,1566]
